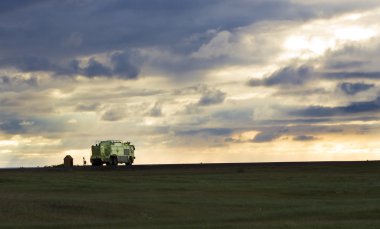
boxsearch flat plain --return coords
[1,161,380,228]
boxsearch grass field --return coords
[1,162,380,228]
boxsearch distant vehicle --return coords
[90,140,135,166]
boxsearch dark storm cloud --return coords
[59,51,142,78]
[0,0,353,78]
[110,52,140,79]
[293,135,316,141]
[292,106,339,117]
[82,59,112,77]
[338,82,374,95]
[325,60,367,70]
[54,50,141,79]
[176,128,234,137]
[342,98,380,113]
[2,56,55,72]
[0,75,39,90]
[323,71,380,80]
[245,127,288,143]
[320,43,380,80]
[291,96,380,117]
[251,130,285,143]
[257,117,331,126]
[0,0,378,80]
[0,119,28,135]
[248,66,314,87]
[0,0,47,13]
[274,88,329,97]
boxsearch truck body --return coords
[90,140,135,166]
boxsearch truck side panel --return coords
[91,140,135,166]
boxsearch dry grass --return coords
[1,162,380,228]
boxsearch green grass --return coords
[1,163,380,228]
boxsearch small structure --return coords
[64,155,73,167]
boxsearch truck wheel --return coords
[125,157,133,166]
[110,156,118,166]
[92,160,102,166]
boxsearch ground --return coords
[1,162,380,228]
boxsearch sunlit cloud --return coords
[0,140,19,147]
[280,10,379,61]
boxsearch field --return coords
[1,162,380,228]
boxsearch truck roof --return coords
[98,140,121,142]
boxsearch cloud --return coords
[75,103,101,112]
[101,107,126,121]
[248,65,315,87]
[0,75,39,91]
[0,119,29,135]
[174,84,227,111]
[175,103,202,116]
[56,51,141,79]
[212,109,253,124]
[325,60,367,70]
[0,1,47,13]
[198,88,226,106]
[338,82,374,95]
[191,31,233,59]
[176,128,234,137]
[1,55,137,79]
[320,39,380,79]
[0,90,56,115]
[293,135,317,141]
[110,51,140,79]
[0,114,74,136]
[251,128,287,143]
[0,0,376,82]
[323,71,380,80]
[3,56,55,72]
[82,58,112,77]
[343,97,380,113]
[251,131,282,143]
[0,0,350,80]
[224,137,236,143]
[291,96,380,117]
[147,102,163,117]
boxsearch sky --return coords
[1,0,380,167]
